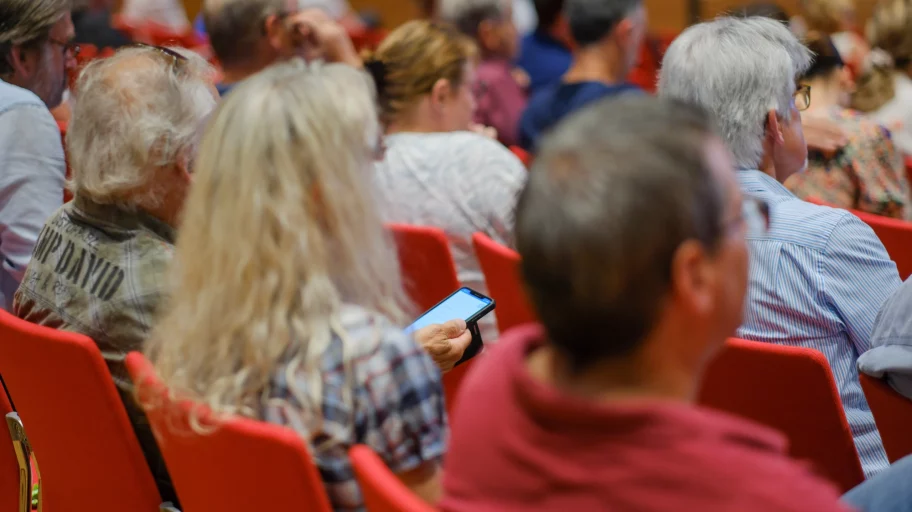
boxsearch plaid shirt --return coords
[264,305,447,511]
[785,107,912,219]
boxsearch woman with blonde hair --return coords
[367,19,527,342]
[800,0,869,73]
[853,0,912,157]
[145,60,452,510]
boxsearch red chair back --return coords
[387,223,476,412]
[349,445,435,512]
[125,352,333,512]
[698,338,864,492]
[851,209,912,279]
[0,310,162,511]
[509,146,532,167]
[859,373,912,463]
[388,224,460,312]
[0,382,22,512]
[472,233,537,332]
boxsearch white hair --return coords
[439,0,509,35]
[67,47,217,209]
[658,16,812,170]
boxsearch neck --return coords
[385,106,445,135]
[563,46,625,85]
[528,341,699,404]
[805,79,842,112]
[219,57,273,86]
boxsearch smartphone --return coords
[406,287,495,334]
[406,287,496,365]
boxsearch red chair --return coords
[1,380,30,512]
[851,209,912,280]
[859,373,912,463]
[0,310,162,511]
[698,338,864,492]
[472,233,537,332]
[388,224,460,312]
[349,445,435,512]
[125,352,333,512]
[387,223,477,413]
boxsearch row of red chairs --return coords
[389,225,912,492]
[0,312,428,511]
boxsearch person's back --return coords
[516,0,572,94]
[443,328,850,512]
[441,95,852,512]
[517,0,645,150]
[375,131,526,338]
[659,16,896,477]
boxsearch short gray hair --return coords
[203,0,287,66]
[564,0,641,46]
[67,47,217,209]
[0,0,70,75]
[658,16,812,170]
[439,0,509,36]
[517,95,725,371]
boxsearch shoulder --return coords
[0,81,46,112]
[766,198,860,250]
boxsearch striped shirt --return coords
[736,170,898,478]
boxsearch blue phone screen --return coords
[405,288,492,334]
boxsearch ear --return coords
[429,78,453,110]
[765,109,785,147]
[263,14,286,51]
[174,149,195,182]
[7,46,36,80]
[477,19,499,53]
[670,239,714,316]
[612,18,635,46]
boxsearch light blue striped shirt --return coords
[736,170,898,478]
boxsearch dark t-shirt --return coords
[518,81,640,150]
[72,9,131,49]
[440,325,853,512]
[516,31,572,95]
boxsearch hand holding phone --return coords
[413,319,474,373]
[406,288,496,367]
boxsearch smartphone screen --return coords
[405,288,493,334]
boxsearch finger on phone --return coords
[451,330,473,353]
[441,318,468,338]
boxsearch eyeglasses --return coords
[794,84,811,111]
[127,43,188,71]
[47,37,80,58]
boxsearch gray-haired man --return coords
[0,0,73,311]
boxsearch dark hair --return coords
[534,0,565,31]
[516,96,725,371]
[203,0,285,67]
[0,0,69,75]
[735,2,789,23]
[802,32,844,80]
[565,0,643,46]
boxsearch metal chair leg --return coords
[6,412,32,512]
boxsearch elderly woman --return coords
[785,33,912,219]
[368,20,527,341]
[14,45,218,505]
[146,61,457,509]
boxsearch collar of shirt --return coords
[71,195,176,244]
[735,169,796,198]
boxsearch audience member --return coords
[72,0,132,49]
[202,0,360,95]
[800,0,869,74]
[121,0,192,31]
[14,45,218,504]
[518,0,644,150]
[859,277,912,401]
[0,0,72,311]
[515,0,572,94]
[853,0,912,157]
[441,95,854,512]
[441,0,527,146]
[369,20,527,341]
[660,16,897,478]
[146,60,450,509]
[786,33,912,218]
